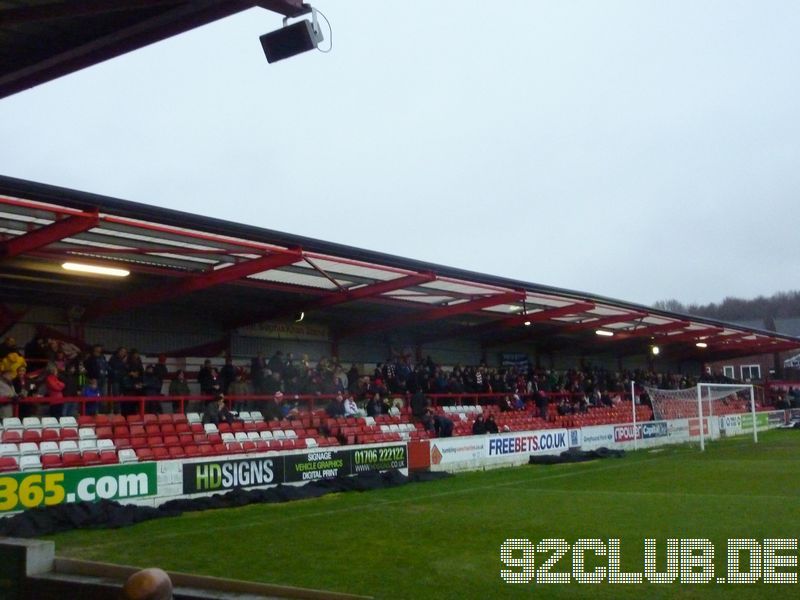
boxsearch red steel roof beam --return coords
[339,290,525,339]
[0,211,99,258]
[82,250,302,322]
[654,327,724,344]
[558,312,648,334]
[227,271,437,329]
[612,320,691,341]
[418,301,597,344]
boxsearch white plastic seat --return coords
[78,427,97,440]
[247,431,260,441]
[59,440,79,453]
[186,412,202,424]
[237,411,252,422]
[59,416,78,428]
[0,443,20,457]
[40,417,59,428]
[118,448,138,463]
[249,411,265,422]
[39,441,60,455]
[19,442,39,455]
[272,430,286,439]
[305,437,318,448]
[259,430,273,440]
[234,432,248,442]
[79,439,97,453]
[363,416,375,426]
[220,432,235,443]
[389,424,400,432]
[97,438,116,451]
[284,430,297,439]
[22,417,42,430]
[20,455,42,471]
[203,423,218,434]
[2,417,23,430]
[380,425,391,433]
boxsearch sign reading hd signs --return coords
[182,445,408,494]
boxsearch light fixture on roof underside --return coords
[62,261,129,277]
[294,311,305,323]
[595,329,614,337]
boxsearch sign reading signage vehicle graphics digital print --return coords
[0,463,157,513]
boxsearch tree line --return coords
[653,290,800,324]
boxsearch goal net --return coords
[643,383,756,450]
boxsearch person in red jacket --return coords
[44,364,66,418]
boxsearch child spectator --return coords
[82,377,102,416]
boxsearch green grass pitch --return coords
[47,430,800,599]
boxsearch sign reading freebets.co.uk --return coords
[0,463,157,513]
[182,444,408,494]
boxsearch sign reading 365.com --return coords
[0,463,157,513]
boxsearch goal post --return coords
[644,382,756,451]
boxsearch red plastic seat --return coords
[225,442,243,454]
[113,426,131,438]
[145,424,160,436]
[115,437,132,450]
[99,450,118,464]
[22,430,41,443]
[62,452,83,468]
[41,428,61,441]
[77,416,95,427]
[163,435,180,448]
[136,448,154,461]
[143,414,158,425]
[178,433,194,445]
[41,454,63,469]
[184,445,200,458]
[82,451,101,466]
[198,445,214,457]
[2,430,22,443]
[157,414,173,424]
[168,446,186,459]
[61,428,79,441]
[212,443,227,455]
[152,447,169,461]
[160,423,176,435]
[129,425,146,438]
[110,414,127,427]
[95,426,113,439]
[0,457,19,472]
[95,414,110,426]
[242,441,257,453]
[146,436,164,448]
[175,422,190,434]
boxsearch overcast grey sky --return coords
[1,1,798,307]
